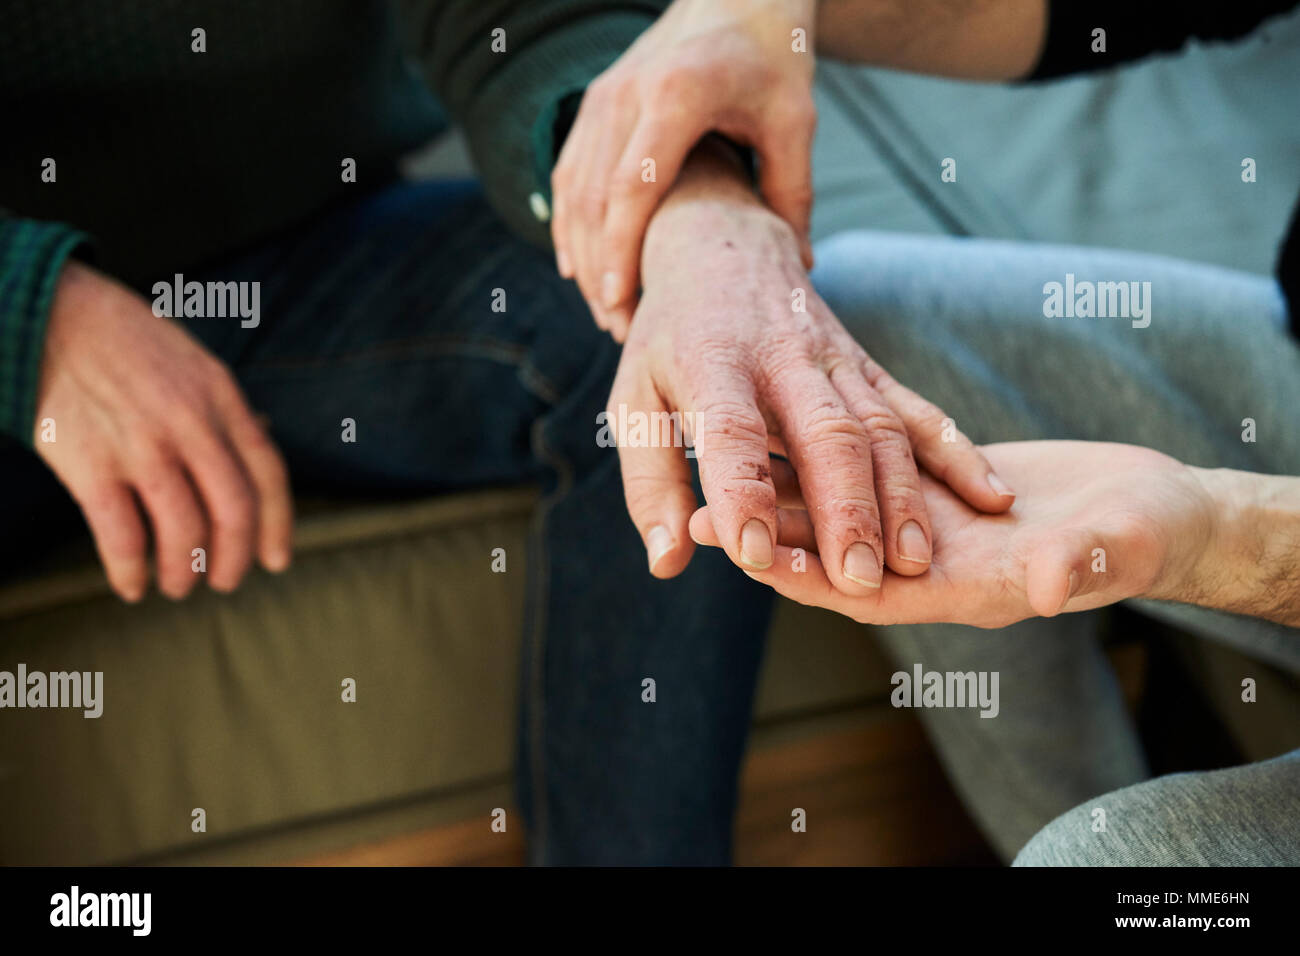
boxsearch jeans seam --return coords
[523,413,575,865]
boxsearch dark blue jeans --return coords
[3,179,774,864]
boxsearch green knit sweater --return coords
[0,0,667,446]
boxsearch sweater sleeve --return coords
[1029,0,1300,80]
[402,0,671,248]
[0,216,90,447]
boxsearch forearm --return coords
[1164,469,1300,627]
[814,0,1047,80]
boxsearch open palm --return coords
[688,441,1215,628]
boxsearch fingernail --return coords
[987,472,1016,498]
[601,271,621,309]
[896,520,930,565]
[740,519,773,569]
[556,248,572,277]
[843,542,882,588]
[647,525,674,572]
[266,549,291,573]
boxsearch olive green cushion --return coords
[0,488,889,865]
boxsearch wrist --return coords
[1165,467,1300,624]
[643,139,791,281]
[655,136,758,211]
[1157,467,1246,606]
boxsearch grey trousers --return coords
[812,230,1300,863]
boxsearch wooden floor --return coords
[297,713,997,867]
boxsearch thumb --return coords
[1026,528,1112,618]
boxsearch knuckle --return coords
[877,488,924,528]
[698,398,767,444]
[606,173,645,204]
[755,342,815,388]
[914,421,948,454]
[855,354,888,386]
[75,479,121,514]
[859,408,910,445]
[578,185,608,221]
[168,403,212,440]
[712,474,775,512]
[604,74,638,111]
[131,444,178,491]
[801,406,869,449]
[147,383,207,432]
[154,498,204,543]
[876,470,924,513]
[133,466,175,503]
[648,64,696,102]
[820,497,882,539]
[909,396,946,430]
[177,510,207,543]
[211,490,256,537]
[621,472,678,512]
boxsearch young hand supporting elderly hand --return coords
[551,0,818,338]
[610,138,1015,592]
[690,441,1300,628]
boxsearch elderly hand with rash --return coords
[605,137,1016,593]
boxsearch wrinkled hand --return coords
[690,441,1218,628]
[610,141,1014,594]
[552,0,818,338]
[33,261,292,602]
